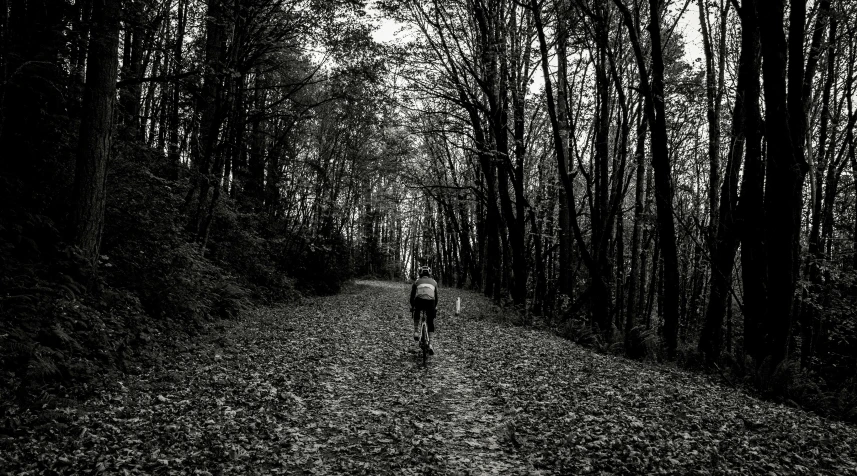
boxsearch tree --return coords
[613,0,681,356]
[745,0,810,367]
[71,0,121,266]
[699,0,760,362]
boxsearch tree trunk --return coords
[119,0,143,140]
[802,10,836,368]
[68,0,92,114]
[188,0,228,243]
[556,1,572,302]
[613,0,680,355]
[697,0,728,246]
[166,0,186,180]
[592,6,613,339]
[474,0,527,308]
[625,110,648,340]
[463,100,501,300]
[699,0,760,362]
[752,0,807,366]
[646,0,681,358]
[71,0,121,266]
[532,0,606,329]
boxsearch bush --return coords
[102,159,239,324]
[0,211,129,400]
[291,233,351,295]
[0,156,257,402]
[207,205,297,302]
[559,318,603,349]
[626,325,660,361]
[0,147,366,405]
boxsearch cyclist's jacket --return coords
[410,276,439,308]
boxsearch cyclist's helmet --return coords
[418,266,432,277]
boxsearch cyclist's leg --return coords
[426,306,436,333]
[426,306,436,354]
[412,307,420,341]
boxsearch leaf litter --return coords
[1,279,856,474]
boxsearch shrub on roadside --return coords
[559,319,602,349]
[290,233,351,295]
[102,159,243,325]
[0,210,134,400]
[206,204,297,302]
[625,325,660,361]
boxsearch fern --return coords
[29,352,61,380]
[626,325,658,360]
[8,341,33,358]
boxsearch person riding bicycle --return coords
[410,265,438,354]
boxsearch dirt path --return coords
[272,280,536,474]
[3,280,857,474]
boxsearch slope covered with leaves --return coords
[2,280,856,474]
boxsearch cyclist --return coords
[410,265,439,354]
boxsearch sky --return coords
[674,5,706,63]
[367,2,706,64]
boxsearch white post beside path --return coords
[455,297,461,316]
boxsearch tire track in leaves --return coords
[418,339,534,475]
[276,280,535,475]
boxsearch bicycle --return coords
[413,307,432,365]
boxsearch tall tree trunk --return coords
[463,100,501,300]
[639,140,656,319]
[650,0,680,357]
[752,0,807,366]
[71,0,121,266]
[529,208,547,315]
[167,0,186,180]
[615,198,625,331]
[603,7,633,339]
[700,0,760,362]
[845,45,857,271]
[188,0,228,243]
[482,159,501,299]
[510,0,531,310]
[68,0,92,115]
[119,0,143,140]
[458,197,476,288]
[625,109,648,340]
[556,0,572,302]
[738,0,766,363]
[697,0,721,244]
[591,6,613,339]
[475,0,527,308]
[244,74,266,209]
[621,0,681,357]
[645,234,660,328]
[807,5,835,266]
[802,9,836,368]
[532,0,605,328]
[228,73,246,197]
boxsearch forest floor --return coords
[2,280,857,475]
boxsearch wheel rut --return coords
[289,280,535,474]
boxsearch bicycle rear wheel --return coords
[420,321,429,365]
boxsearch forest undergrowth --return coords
[2,280,855,474]
[0,153,350,407]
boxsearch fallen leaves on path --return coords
[1,280,856,474]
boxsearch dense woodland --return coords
[1,0,857,422]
